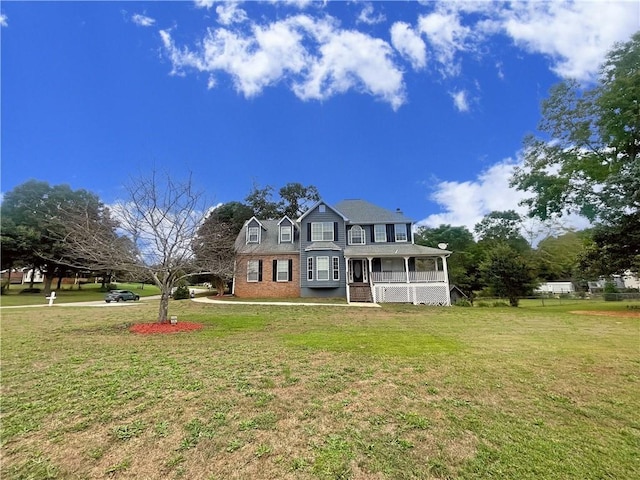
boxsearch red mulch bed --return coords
[130,322,204,334]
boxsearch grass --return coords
[1,299,638,479]
[0,282,161,306]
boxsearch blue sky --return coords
[1,1,638,233]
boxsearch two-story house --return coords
[233,199,452,305]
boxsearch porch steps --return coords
[349,284,373,303]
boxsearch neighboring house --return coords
[588,272,639,292]
[535,281,576,295]
[1,268,45,284]
[233,199,452,305]
[622,270,640,290]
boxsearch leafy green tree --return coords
[474,210,530,252]
[534,231,587,281]
[579,214,640,277]
[210,201,254,234]
[245,182,320,219]
[278,182,320,219]
[245,183,280,219]
[480,243,537,307]
[415,224,480,296]
[0,180,106,294]
[512,32,640,274]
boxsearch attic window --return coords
[280,225,292,243]
[247,226,260,243]
[319,204,326,213]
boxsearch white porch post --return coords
[442,255,451,306]
[404,257,410,283]
[367,257,376,303]
[345,256,351,304]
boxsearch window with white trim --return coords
[276,260,289,282]
[311,222,334,241]
[247,260,260,282]
[307,257,313,281]
[349,225,365,245]
[395,223,408,242]
[247,226,259,243]
[316,256,330,281]
[332,257,340,281]
[374,224,387,242]
[280,225,292,243]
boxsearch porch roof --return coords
[344,243,450,257]
[304,241,342,252]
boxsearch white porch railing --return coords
[370,271,446,283]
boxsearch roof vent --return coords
[396,208,403,214]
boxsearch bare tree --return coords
[192,211,237,296]
[60,171,218,322]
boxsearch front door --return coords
[349,259,368,283]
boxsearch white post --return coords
[345,257,351,304]
[442,255,451,306]
[404,257,410,283]
[46,291,56,306]
[367,257,376,303]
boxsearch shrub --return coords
[172,284,190,300]
[603,281,621,302]
[453,299,472,307]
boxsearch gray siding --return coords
[299,203,346,298]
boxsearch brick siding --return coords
[234,254,300,298]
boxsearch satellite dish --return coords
[437,243,448,250]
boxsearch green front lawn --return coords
[0,282,161,306]
[1,301,638,479]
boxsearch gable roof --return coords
[297,199,349,222]
[334,199,413,224]
[235,219,299,254]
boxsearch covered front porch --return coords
[344,245,452,305]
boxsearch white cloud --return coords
[358,3,386,25]
[419,157,590,239]
[420,159,526,231]
[216,2,248,25]
[501,1,639,82]
[132,13,156,27]
[194,0,216,9]
[0,13,8,27]
[417,10,473,77]
[161,15,406,109]
[390,22,426,70]
[159,2,638,107]
[293,27,405,109]
[450,89,469,112]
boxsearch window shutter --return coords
[387,224,395,243]
[258,260,263,282]
[288,259,293,281]
[370,225,375,243]
[334,222,338,241]
[273,260,277,281]
[307,223,311,241]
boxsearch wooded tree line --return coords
[2,32,637,315]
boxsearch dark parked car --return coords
[104,290,140,303]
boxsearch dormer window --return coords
[280,225,292,243]
[247,226,260,243]
[349,225,365,245]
